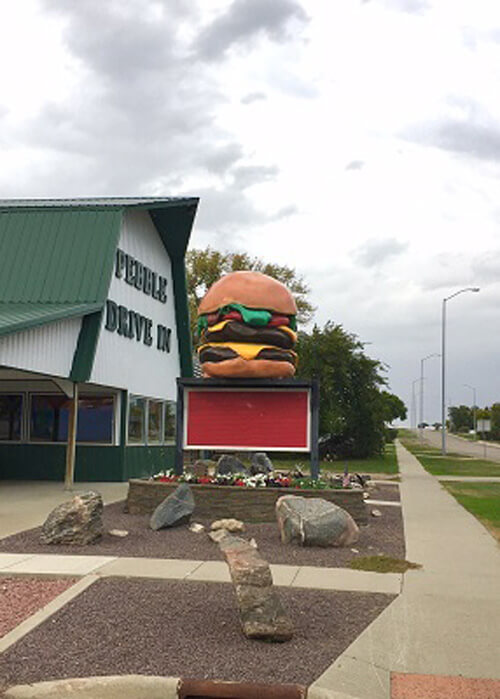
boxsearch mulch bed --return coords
[0,499,405,568]
[0,577,76,638]
[0,578,395,688]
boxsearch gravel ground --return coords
[0,500,405,567]
[367,483,400,502]
[0,577,76,638]
[0,578,395,689]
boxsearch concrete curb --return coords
[2,675,180,698]
[2,676,353,699]
[0,575,99,653]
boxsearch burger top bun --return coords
[198,271,297,316]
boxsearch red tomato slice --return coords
[220,310,243,322]
[268,315,290,327]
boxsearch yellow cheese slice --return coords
[198,342,297,362]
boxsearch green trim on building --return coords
[70,310,104,382]
[149,204,197,378]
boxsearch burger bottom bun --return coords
[201,357,296,379]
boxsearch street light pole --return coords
[411,379,420,429]
[463,383,477,437]
[441,287,480,455]
[419,353,440,442]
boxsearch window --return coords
[30,395,70,442]
[127,395,176,445]
[128,396,146,444]
[77,396,114,444]
[0,394,23,442]
[148,400,162,444]
[30,394,115,444]
[164,400,176,444]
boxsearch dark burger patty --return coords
[203,321,295,350]
[199,345,296,365]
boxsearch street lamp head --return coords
[471,287,480,293]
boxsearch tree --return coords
[448,405,473,433]
[296,321,398,457]
[379,391,407,423]
[186,247,315,336]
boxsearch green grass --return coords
[349,555,421,573]
[442,482,500,544]
[271,443,399,475]
[399,432,500,477]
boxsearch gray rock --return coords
[216,455,248,476]
[249,452,273,475]
[275,495,359,547]
[40,491,103,545]
[221,535,293,641]
[149,483,194,530]
[188,459,216,477]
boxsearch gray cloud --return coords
[1,0,297,229]
[203,143,244,174]
[194,0,308,61]
[231,164,279,189]
[352,238,409,268]
[345,160,365,171]
[405,97,500,162]
[241,92,267,104]
[362,0,429,13]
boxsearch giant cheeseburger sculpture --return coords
[197,271,298,378]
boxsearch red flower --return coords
[234,479,245,486]
[199,476,213,485]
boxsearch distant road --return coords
[414,429,500,463]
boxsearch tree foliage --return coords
[296,322,402,458]
[185,247,315,336]
[448,405,473,432]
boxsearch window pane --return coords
[128,396,145,444]
[0,395,23,441]
[30,395,70,442]
[77,396,114,444]
[148,400,162,444]
[164,401,176,443]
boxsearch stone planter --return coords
[125,479,368,525]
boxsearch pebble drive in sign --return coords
[104,249,173,352]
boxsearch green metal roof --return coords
[0,197,198,378]
[0,302,102,337]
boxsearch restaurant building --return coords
[0,197,198,482]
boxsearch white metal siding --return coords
[0,317,82,378]
[90,210,181,400]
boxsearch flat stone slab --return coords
[5,555,115,575]
[96,558,202,580]
[0,554,34,571]
[292,567,402,594]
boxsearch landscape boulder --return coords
[249,452,273,475]
[40,491,103,545]
[276,495,359,547]
[189,459,216,477]
[219,534,293,641]
[149,483,194,530]
[216,455,248,476]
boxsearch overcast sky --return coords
[1,0,499,424]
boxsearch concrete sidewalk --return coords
[310,440,500,699]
